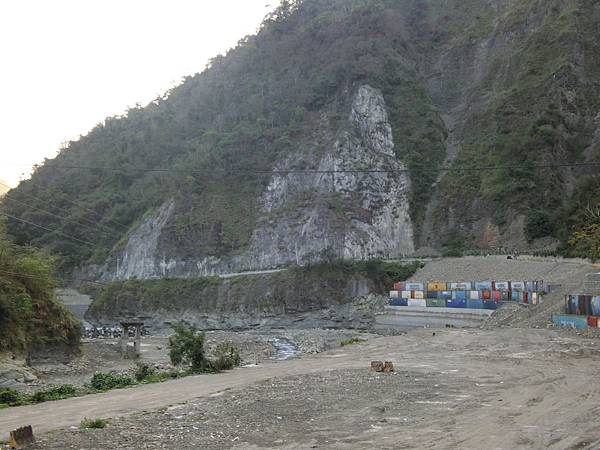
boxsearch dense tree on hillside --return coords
[0,222,80,355]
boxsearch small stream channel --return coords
[270,337,300,360]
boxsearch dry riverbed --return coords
[4,327,600,449]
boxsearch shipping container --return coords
[427,281,447,292]
[552,314,588,330]
[447,299,467,308]
[491,290,501,302]
[483,300,499,310]
[501,291,510,302]
[406,282,425,291]
[401,290,411,300]
[426,298,447,308]
[588,316,598,328]
[389,290,400,299]
[469,290,480,300]
[393,282,404,291]
[493,281,510,291]
[522,292,529,304]
[467,299,484,309]
[475,281,492,290]
[511,291,521,301]
[408,299,427,307]
[567,295,580,315]
[440,291,453,300]
[450,282,472,290]
[592,297,600,316]
[414,290,425,300]
[482,289,492,301]
[511,281,526,291]
[389,298,408,307]
[452,290,467,301]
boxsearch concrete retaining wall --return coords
[375,305,493,329]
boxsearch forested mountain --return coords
[3,0,600,278]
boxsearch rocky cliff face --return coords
[92,85,414,280]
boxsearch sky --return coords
[0,0,276,187]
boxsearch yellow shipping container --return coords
[427,281,447,292]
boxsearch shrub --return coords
[340,337,367,347]
[80,418,109,429]
[213,342,241,371]
[90,372,135,391]
[29,385,78,403]
[134,363,155,382]
[0,388,22,405]
[168,323,210,373]
[525,209,554,241]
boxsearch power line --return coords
[0,269,107,286]
[2,196,114,239]
[0,180,129,231]
[0,212,98,247]
[7,161,600,175]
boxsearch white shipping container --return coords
[469,290,480,300]
[401,290,411,299]
[389,290,400,299]
[414,290,425,299]
[450,282,472,290]
[408,299,427,307]
[494,281,510,291]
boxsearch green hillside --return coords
[0,223,80,356]
[4,0,600,272]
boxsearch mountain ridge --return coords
[4,0,600,276]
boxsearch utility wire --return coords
[0,180,129,231]
[0,212,98,247]
[1,196,114,239]
[7,161,600,174]
[0,269,107,286]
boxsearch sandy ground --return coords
[1,327,599,449]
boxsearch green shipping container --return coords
[426,298,447,308]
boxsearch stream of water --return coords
[270,337,300,360]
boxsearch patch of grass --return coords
[90,372,135,391]
[0,388,23,406]
[29,385,78,403]
[340,337,367,347]
[80,418,109,429]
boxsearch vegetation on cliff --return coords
[0,223,80,355]
[3,0,600,265]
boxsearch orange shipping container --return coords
[427,281,447,292]
[588,316,598,328]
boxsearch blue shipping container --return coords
[483,300,499,310]
[452,290,467,300]
[552,314,588,330]
[447,299,467,308]
[389,298,408,307]
[592,297,600,316]
[467,299,484,309]
[475,281,492,290]
[440,291,453,300]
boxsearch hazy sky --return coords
[0,0,275,187]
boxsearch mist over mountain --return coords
[4,0,600,277]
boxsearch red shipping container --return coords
[411,290,416,299]
[482,289,491,300]
[523,292,529,304]
[588,316,598,328]
[491,290,501,301]
[394,282,404,291]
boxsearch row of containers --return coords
[551,295,600,330]
[389,280,549,311]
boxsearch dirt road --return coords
[4,327,600,449]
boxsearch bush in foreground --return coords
[213,342,242,371]
[80,418,109,429]
[90,372,135,391]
